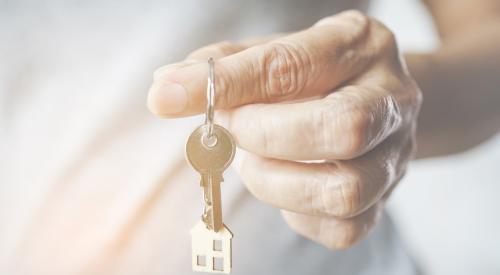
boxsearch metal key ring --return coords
[205,57,215,138]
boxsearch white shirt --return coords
[0,1,417,274]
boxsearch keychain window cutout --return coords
[213,240,223,251]
[213,257,224,272]
[197,255,207,267]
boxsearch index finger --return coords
[148,10,373,117]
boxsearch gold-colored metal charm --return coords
[190,221,233,274]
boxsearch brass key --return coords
[186,124,235,232]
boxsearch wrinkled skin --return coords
[148,10,422,249]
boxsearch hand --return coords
[148,10,422,249]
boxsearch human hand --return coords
[148,10,422,249]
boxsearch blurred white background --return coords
[370,1,500,274]
[1,1,498,274]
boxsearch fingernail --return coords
[148,82,187,115]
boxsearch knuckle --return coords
[337,172,364,218]
[315,95,371,158]
[259,42,310,100]
[394,76,422,124]
[213,64,237,108]
[321,168,364,218]
[314,104,338,155]
[345,108,372,156]
[380,27,397,50]
[381,93,403,131]
[370,19,398,55]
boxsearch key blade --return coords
[201,171,224,232]
[211,179,223,232]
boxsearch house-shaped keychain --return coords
[191,221,233,274]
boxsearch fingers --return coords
[220,84,403,160]
[281,200,384,250]
[161,35,285,84]
[148,39,263,117]
[233,130,413,218]
[148,10,375,117]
